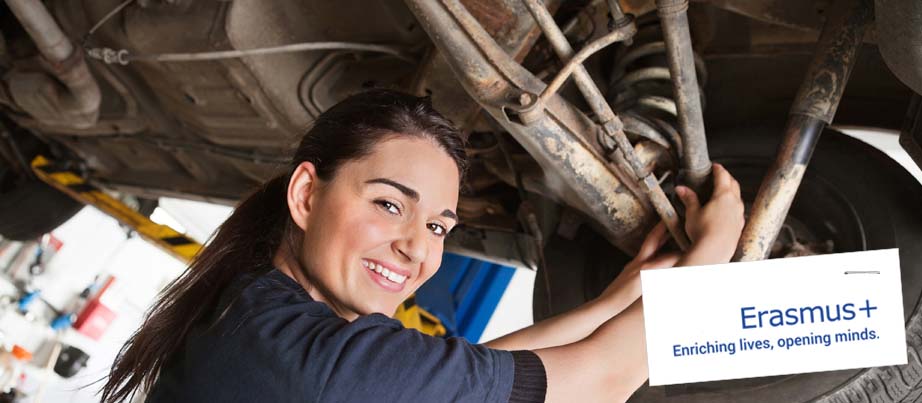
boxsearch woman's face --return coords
[286,136,460,320]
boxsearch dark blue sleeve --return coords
[236,295,543,402]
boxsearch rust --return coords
[405,0,661,252]
[790,0,871,123]
[736,0,870,262]
[460,0,514,39]
[656,0,712,193]
[735,115,823,261]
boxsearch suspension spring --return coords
[607,13,708,163]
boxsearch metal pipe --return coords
[522,0,621,128]
[606,0,629,26]
[736,0,871,261]
[87,41,415,65]
[404,0,658,253]
[655,0,711,193]
[522,18,637,115]
[5,0,101,128]
[5,0,72,61]
[522,0,690,250]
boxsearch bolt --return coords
[518,93,533,106]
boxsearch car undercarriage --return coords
[2,0,922,401]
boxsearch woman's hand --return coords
[535,165,746,403]
[600,162,745,308]
[485,224,678,352]
[597,222,679,309]
[675,163,746,265]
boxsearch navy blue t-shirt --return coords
[146,268,546,402]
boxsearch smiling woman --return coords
[277,135,461,320]
[100,89,746,403]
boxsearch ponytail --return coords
[101,174,294,402]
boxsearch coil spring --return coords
[607,13,708,162]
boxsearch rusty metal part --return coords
[736,0,871,261]
[518,20,637,120]
[608,27,705,165]
[522,0,623,121]
[655,0,711,193]
[607,0,631,28]
[622,114,672,148]
[788,5,870,123]
[411,0,553,133]
[612,66,671,92]
[404,0,661,253]
[633,140,675,173]
[521,0,690,250]
[4,0,101,128]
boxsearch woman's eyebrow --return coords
[365,178,419,201]
[366,178,458,221]
[441,209,458,221]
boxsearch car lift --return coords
[30,155,446,336]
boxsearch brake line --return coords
[81,0,414,65]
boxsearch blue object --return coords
[414,253,517,342]
[17,290,40,312]
[51,313,74,331]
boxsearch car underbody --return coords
[2,0,922,400]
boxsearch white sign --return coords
[641,248,906,386]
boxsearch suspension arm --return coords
[521,0,690,250]
[736,0,871,261]
[404,0,662,252]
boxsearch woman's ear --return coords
[287,161,319,231]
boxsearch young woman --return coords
[101,90,744,403]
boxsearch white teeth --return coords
[387,272,407,284]
[363,260,408,285]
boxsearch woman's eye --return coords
[375,200,401,215]
[427,223,447,236]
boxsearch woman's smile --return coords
[361,258,410,292]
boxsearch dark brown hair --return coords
[100,89,467,402]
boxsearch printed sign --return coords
[641,249,906,386]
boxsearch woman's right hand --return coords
[534,164,747,403]
[675,163,746,265]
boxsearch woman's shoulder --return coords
[227,268,335,319]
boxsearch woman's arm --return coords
[530,163,746,402]
[535,298,648,403]
[485,223,678,351]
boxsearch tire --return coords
[0,165,84,241]
[532,222,632,321]
[535,127,922,402]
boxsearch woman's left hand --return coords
[597,222,680,311]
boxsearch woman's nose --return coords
[394,224,428,264]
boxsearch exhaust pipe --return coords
[5,0,101,128]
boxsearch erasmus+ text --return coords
[673,299,879,357]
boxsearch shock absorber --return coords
[607,12,707,164]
